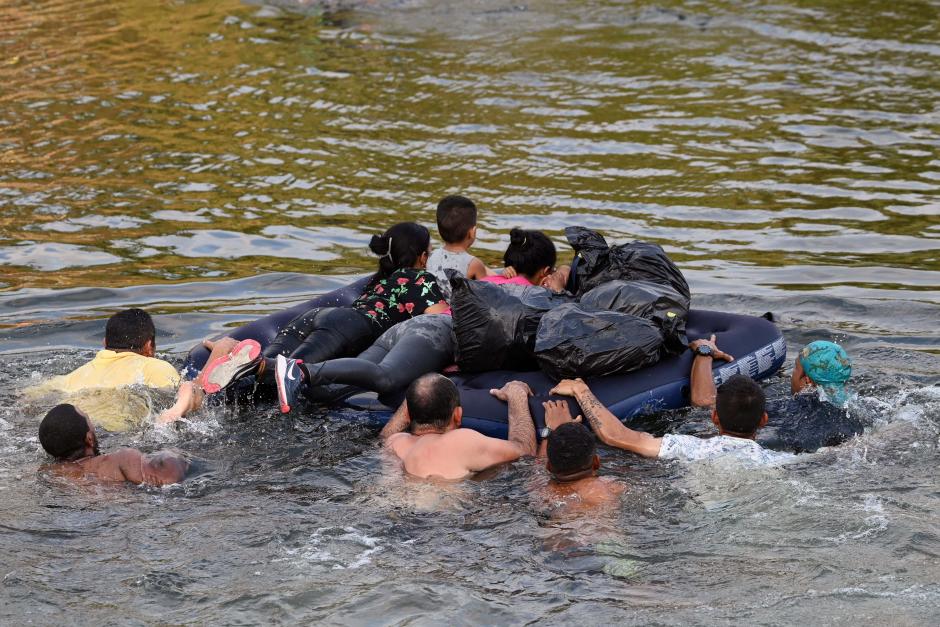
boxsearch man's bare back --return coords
[380,376,537,481]
[46,448,189,486]
[39,404,189,487]
[542,476,625,513]
[388,428,525,480]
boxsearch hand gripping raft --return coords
[183,276,786,439]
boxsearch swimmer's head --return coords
[405,373,462,432]
[369,222,432,279]
[38,404,99,461]
[106,308,156,357]
[436,195,478,245]
[713,374,768,438]
[792,341,852,406]
[546,422,599,481]
[503,228,557,284]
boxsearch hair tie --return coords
[384,237,394,261]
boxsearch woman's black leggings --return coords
[303,314,455,397]
[264,306,380,364]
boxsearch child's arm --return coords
[468,257,516,279]
[466,257,490,280]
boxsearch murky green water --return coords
[0,0,938,624]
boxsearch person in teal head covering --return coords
[791,340,853,406]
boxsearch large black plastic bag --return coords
[579,279,689,355]
[450,277,573,372]
[580,279,689,319]
[534,303,665,380]
[566,226,690,300]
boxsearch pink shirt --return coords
[441,274,534,315]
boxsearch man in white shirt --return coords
[549,335,790,465]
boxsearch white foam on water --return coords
[821,493,889,544]
[279,526,383,570]
[152,412,223,440]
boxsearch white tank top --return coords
[426,248,475,301]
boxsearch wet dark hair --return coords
[547,422,596,476]
[38,404,91,461]
[405,373,460,430]
[503,228,556,279]
[368,222,432,282]
[436,195,478,244]
[715,374,767,434]
[105,308,156,352]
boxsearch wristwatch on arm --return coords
[693,344,714,358]
[539,426,552,439]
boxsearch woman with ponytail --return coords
[198,222,448,413]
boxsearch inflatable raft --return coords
[184,276,786,438]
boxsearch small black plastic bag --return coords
[565,226,690,300]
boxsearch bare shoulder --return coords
[446,428,494,444]
[386,432,411,445]
[109,447,144,463]
[77,450,140,482]
[450,429,521,457]
[385,432,413,455]
[599,476,627,496]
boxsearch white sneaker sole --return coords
[202,339,261,394]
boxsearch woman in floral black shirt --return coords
[352,268,445,330]
[201,222,447,410]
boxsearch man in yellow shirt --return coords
[27,309,180,431]
[51,308,180,392]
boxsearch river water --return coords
[1,0,938,624]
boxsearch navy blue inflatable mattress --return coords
[184,277,786,439]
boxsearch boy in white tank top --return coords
[426,195,512,300]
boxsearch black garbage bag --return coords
[580,279,689,319]
[534,303,665,380]
[579,279,689,355]
[566,226,690,300]
[450,277,574,372]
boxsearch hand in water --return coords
[542,400,581,429]
[156,381,202,425]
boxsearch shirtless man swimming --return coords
[38,404,189,486]
[380,374,537,480]
[539,402,624,511]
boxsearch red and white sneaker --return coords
[201,339,262,394]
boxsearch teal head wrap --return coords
[799,341,852,406]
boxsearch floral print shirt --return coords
[353,268,446,332]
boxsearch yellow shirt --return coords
[50,350,180,393]
[22,350,180,432]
